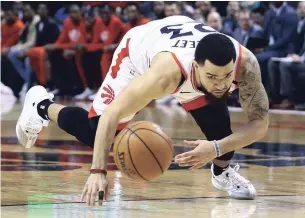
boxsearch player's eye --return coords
[207,75,216,79]
[226,73,232,78]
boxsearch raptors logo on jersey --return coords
[89,16,242,128]
[101,85,115,105]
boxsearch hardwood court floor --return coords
[1,97,305,218]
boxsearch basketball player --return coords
[16,16,269,206]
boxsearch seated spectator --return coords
[150,1,165,20]
[7,4,40,92]
[251,6,266,28]
[295,1,305,52]
[176,2,195,18]
[97,4,124,81]
[269,41,305,110]
[123,3,149,34]
[76,4,124,100]
[44,4,88,96]
[164,2,181,17]
[207,11,232,36]
[223,1,240,35]
[1,9,25,98]
[232,9,263,46]
[194,1,213,24]
[12,1,24,19]
[267,1,305,109]
[1,9,24,52]
[72,7,104,100]
[25,4,60,88]
[256,1,298,92]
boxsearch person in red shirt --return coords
[1,9,24,53]
[73,8,104,100]
[97,5,124,80]
[1,9,25,98]
[124,3,150,34]
[44,4,89,96]
[78,4,124,100]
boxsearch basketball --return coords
[113,121,174,182]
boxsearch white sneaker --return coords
[211,163,256,200]
[88,91,98,101]
[74,88,94,100]
[16,85,54,148]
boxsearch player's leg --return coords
[16,86,97,148]
[190,103,256,199]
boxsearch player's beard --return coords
[199,85,230,105]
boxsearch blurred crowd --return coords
[1,1,305,110]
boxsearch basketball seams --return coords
[127,129,149,181]
[127,128,164,174]
[134,128,174,153]
[114,128,130,168]
[114,121,147,170]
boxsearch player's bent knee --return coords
[57,107,96,147]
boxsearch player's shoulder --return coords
[240,45,259,65]
[238,45,261,81]
[151,52,183,79]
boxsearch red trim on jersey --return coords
[117,121,129,130]
[181,96,208,111]
[171,53,188,79]
[88,107,129,130]
[234,45,243,85]
[171,53,188,93]
[111,38,131,79]
[88,107,97,118]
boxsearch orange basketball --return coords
[113,121,174,182]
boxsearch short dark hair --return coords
[195,33,236,66]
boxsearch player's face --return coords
[194,59,234,99]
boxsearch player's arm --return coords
[91,52,181,170]
[217,47,269,154]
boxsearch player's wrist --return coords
[90,169,107,176]
[211,140,221,158]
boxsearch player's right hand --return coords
[80,173,110,207]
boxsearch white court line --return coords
[228,106,305,116]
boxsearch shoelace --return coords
[229,163,250,188]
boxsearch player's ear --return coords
[192,60,200,71]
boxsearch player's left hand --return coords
[174,140,216,170]
[80,173,110,207]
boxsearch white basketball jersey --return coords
[127,16,243,111]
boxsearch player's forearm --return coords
[91,111,120,170]
[217,119,268,155]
